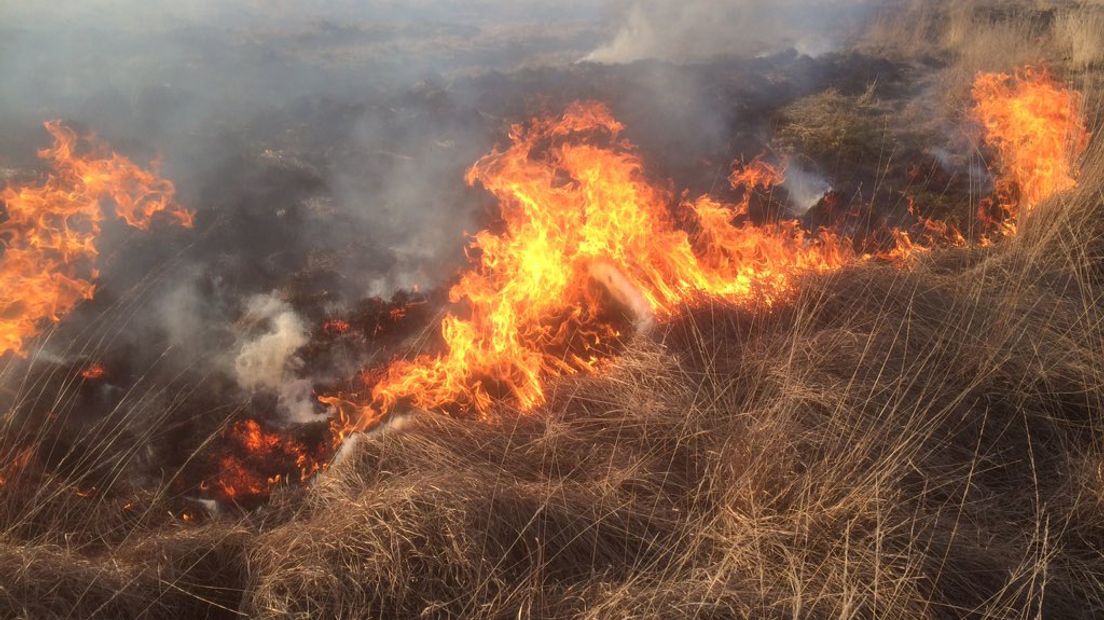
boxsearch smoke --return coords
[328,93,496,298]
[782,160,832,214]
[233,293,318,424]
[0,0,948,514]
[0,0,614,370]
[584,0,878,64]
[0,0,897,438]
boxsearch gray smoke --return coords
[0,0,892,423]
[584,0,878,64]
[0,0,613,368]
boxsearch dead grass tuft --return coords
[775,84,890,169]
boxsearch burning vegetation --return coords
[0,122,192,357]
[203,420,323,507]
[973,67,1091,234]
[195,64,1090,505]
[365,103,849,419]
[2,1,1104,617]
[334,67,1089,430]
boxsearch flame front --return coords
[207,419,323,504]
[972,68,1090,233]
[0,122,193,356]
[352,71,1089,424]
[367,102,851,419]
[0,70,1078,505]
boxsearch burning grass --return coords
[238,159,1104,616]
[3,2,1104,618]
[0,122,192,357]
[4,148,1104,616]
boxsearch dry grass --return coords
[0,525,250,619]
[239,141,1104,616]
[4,1,1104,618]
[864,1,1104,71]
[775,84,890,169]
[1056,5,1104,69]
[860,1,1104,113]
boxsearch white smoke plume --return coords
[233,293,319,424]
[584,0,876,64]
[782,160,832,214]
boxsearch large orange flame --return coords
[342,70,1088,425]
[363,102,852,420]
[0,121,192,356]
[200,67,1089,502]
[972,67,1090,234]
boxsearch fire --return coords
[80,361,106,380]
[972,67,1090,233]
[0,121,193,357]
[359,102,852,421]
[206,419,324,504]
[0,76,1077,506]
[335,78,1088,425]
[322,319,351,335]
[880,196,968,261]
[0,447,34,488]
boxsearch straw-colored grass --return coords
[775,84,889,168]
[4,1,1104,618]
[1057,6,1104,69]
[241,143,1104,616]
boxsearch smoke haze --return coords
[233,293,317,424]
[585,0,879,63]
[0,0,894,431]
